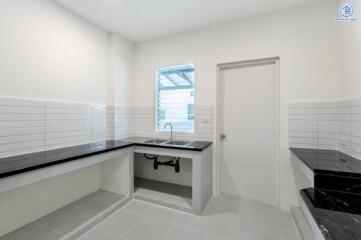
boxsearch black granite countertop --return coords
[290,148,361,177]
[291,147,361,240]
[301,188,361,240]
[0,138,212,179]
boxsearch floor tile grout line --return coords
[34,221,64,236]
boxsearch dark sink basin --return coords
[162,140,191,146]
[144,139,168,144]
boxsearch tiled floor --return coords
[78,195,301,240]
[0,190,125,240]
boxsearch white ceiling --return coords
[56,0,320,42]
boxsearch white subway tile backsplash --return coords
[0,144,12,157]
[0,98,45,156]
[318,121,338,132]
[289,97,361,160]
[0,96,214,157]
[352,98,361,106]
[289,120,317,132]
[288,102,318,109]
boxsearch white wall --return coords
[337,0,361,99]
[0,0,114,104]
[132,0,341,210]
[0,0,134,236]
[133,0,340,105]
[108,33,135,106]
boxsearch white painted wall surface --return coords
[108,33,135,106]
[132,0,341,210]
[133,1,340,105]
[0,0,134,236]
[0,0,109,104]
[337,0,361,99]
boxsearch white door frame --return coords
[215,57,281,207]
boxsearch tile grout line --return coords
[34,221,64,236]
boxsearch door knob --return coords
[220,134,226,140]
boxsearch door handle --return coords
[220,134,226,140]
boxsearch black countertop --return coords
[0,138,212,179]
[290,148,361,177]
[291,148,361,240]
[301,188,361,240]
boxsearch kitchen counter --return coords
[0,138,212,179]
[290,148,361,177]
[301,188,361,240]
[291,147,361,240]
[122,137,212,151]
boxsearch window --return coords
[156,64,195,132]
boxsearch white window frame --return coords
[154,64,196,134]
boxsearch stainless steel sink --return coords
[144,139,168,144]
[162,140,191,146]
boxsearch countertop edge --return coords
[0,139,212,179]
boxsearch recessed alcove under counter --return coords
[132,143,213,215]
[133,152,193,212]
[0,141,135,238]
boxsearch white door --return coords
[220,61,279,206]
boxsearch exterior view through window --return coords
[156,64,195,132]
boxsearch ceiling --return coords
[55,0,320,42]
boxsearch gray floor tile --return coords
[206,234,230,240]
[78,228,126,240]
[0,223,61,240]
[38,205,98,234]
[201,213,251,240]
[121,200,154,214]
[0,223,40,240]
[95,210,142,236]
[76,196,301,240]
[18,226,62,240]
[163,226,208,240]
[75,191,124,212]
[174,212,204,230]
[203,195,243,216]
[145,203,182,224]
[125,217,171,240]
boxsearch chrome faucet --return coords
[163,123,173,142]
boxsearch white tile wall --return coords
[91,104,108,142]
[129,105,214,141]
[289,97,361,160]
[0,98,45,157]
[113,106,133,139]
[338,99,353,155]
[317,102,339,150]
[288,102,318,149]
[352,98,361,159]
[0,96,214,157]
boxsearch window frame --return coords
[154,64,196,134]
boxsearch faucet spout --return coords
[164,123,173,141]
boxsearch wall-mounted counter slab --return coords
[290,148,361,177]
[301,188,361,240]
[0,138,212,180]
[291,147,361,240]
